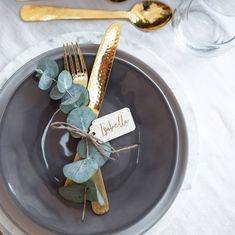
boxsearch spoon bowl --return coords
[129,1,173,30]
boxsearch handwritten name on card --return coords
[89,108,136,142]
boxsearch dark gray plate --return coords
[0,45,187,235]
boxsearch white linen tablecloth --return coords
[0,0,235,235]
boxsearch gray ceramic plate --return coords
[0,45,187,235]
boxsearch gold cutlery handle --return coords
[90,169,109,214]
[20,5,129,21]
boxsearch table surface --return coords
[0,1,235,235]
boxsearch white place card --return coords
[89,108,136,142]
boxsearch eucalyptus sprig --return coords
[59,180,104,206]
[35,57,112,217]
[36,57,59,90]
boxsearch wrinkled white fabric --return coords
[0,1,235,235]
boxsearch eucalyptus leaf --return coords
[67,107,96,132]
[38,69,54,90]
[50,85,66,100]
[63,158,98,183]
[62,95,81,106]
[85,180,104,205]
[59,184,85,203]
[57,70,73,93]
[35,69,43,75]
[77,139,111,167]
[37,57,59,78]
[35,69,43,78]
[59,103,78,115]
[58,180,103,204]
[59,95,81,115]
[62,84,89,106]
[59,84,89,114]
[84,180,97,201]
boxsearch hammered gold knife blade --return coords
[88,23,121,116]
[64,23,121,215]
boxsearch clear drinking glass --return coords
[172,0,235,56]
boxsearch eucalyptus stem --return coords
[81,187,87,222]
[51,122,139,158]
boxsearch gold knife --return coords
[64,23,121,215]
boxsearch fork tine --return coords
[67,43,75,77]
[63,44,70,73]
[76,42,87,74]
[72,42,81,74]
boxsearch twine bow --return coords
[51,122,139,158]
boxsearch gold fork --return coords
[63,43,88,87]
[63,43,109,215]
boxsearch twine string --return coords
[51,122,139,158]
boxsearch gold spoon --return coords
[20,1,173,31]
